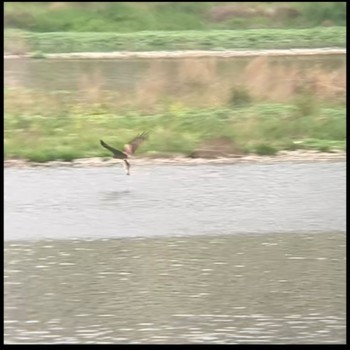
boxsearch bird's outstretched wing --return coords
[124,132,149,155]
[100,140,126,159]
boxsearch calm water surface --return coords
[4,162,346,344]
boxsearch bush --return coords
[253,143,278,156]
[229,86,252,107]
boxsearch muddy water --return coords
[4,162,346,344]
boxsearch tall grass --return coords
[4,53,346,162]
[5,55,345,114]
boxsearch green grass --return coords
[4,27,345,54]
[4,2,346,32]
[4,2,345,162]
[4,103,345,162]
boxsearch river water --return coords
[4,162,346,344]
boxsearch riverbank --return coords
[4,103,346,162]
[4,150,346,168]
[4,47,346,60]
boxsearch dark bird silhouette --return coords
[100,132,149,175]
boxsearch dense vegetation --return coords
[4,2,346,32]
[4,2,346,162]
[4,2,346,55]
[4,87,346,162]
[4,27,345,55]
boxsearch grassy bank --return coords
[4,101,345,162]
[4,27,346,55]
[4,2,346,32]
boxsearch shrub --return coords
[253,143,278,156]
[229,86,253,107]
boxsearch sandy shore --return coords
[4,48,345,60]
[4,150,346,168]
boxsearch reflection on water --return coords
[4,232,346,344]
[102,190,132,202]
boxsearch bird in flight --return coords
[100,132,149,175]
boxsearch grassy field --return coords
[4,2,346,162]
[4,98,346,162]
[4,51,346,162]
[4,27,346,55]
[4,2,346,32]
